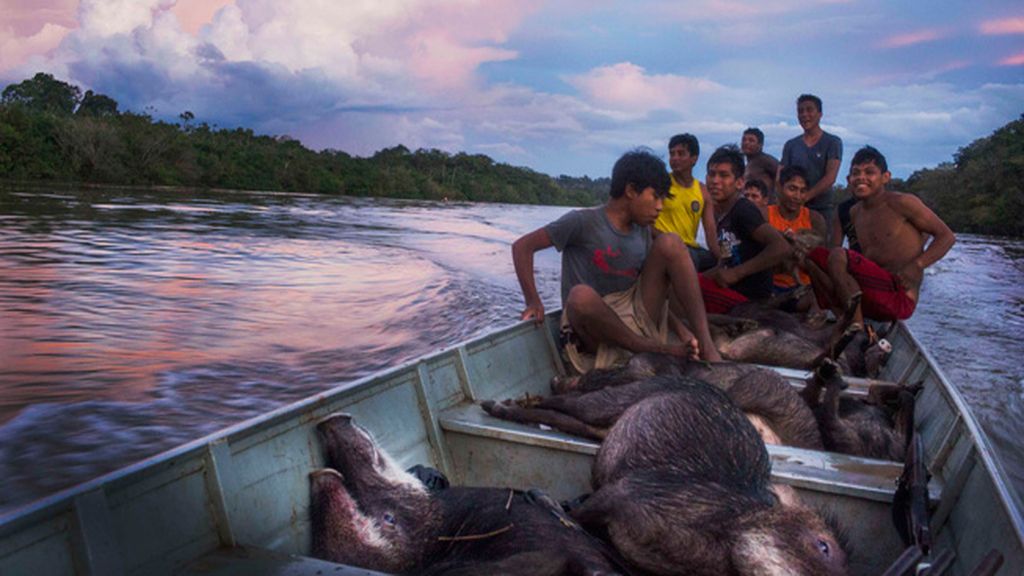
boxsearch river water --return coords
[1,186,1022,516]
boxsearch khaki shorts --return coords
[560,281,669,374]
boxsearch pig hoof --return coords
[310,468,345,481]
[316,412,353,427]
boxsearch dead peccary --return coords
[710,294,892,378]
[310,413,623,575]
[484,353,823,451]
[570,382,850,575]
[801,358,916,461]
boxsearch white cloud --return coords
[566,62,723,117]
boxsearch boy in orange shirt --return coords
[768,166,825,311]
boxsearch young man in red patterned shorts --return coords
[805,146,955,329]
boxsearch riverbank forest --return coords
[2,73,1021,236]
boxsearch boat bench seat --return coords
[438,402,941,505]
[176,545,390,576]
[761,364,900,398]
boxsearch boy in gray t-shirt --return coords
[511,149,721,373]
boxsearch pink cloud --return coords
[999,53,1024,66]
[877,29,945,49]
[0,0,78,72]
[171,0,234,35]
[1,22,74,72]
[1,0,78,36]
[567,62,722,115]
[979,17,1024,35]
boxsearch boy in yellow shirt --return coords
[653,134,720,271]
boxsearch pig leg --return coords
[481,400,607,440]
[818,371,863,455]
[727,373,824,450]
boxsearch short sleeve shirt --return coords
[545,207,651,304]
[717,197,772,299]
[781,132,843,211]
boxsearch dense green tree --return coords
[908,115,1024,237]
[8,72,1017,226]
[76,90,119,117]
[2,73,81,115]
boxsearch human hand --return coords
[521,302,546,325]
[705,266,735,288]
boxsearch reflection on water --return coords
[1,186,1022,516]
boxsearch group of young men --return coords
[513,94,956,373]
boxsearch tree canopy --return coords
[0,73,607,207]
[2,73,1021,234]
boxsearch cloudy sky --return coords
[2,0,1022,178]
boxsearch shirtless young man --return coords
[513,149,721,374]
[806,146,955,325]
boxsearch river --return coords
[1,186,1022,515]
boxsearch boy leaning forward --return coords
[512,149,721,374]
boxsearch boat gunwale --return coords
[0,317,542,534]
[895,320,1024,544]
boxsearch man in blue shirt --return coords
[780,94,842,242]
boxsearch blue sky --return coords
[2,0,1022,179]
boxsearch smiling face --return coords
[797,100,822,132]
[706,162,744,205]
[848,160,890,200]
[778,175,808,212]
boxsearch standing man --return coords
[701,145,791,313]
[653,134,720,272]
[780,94,842,242]
[512,149,721,374]
[741,127,779,199]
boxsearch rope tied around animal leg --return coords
[437,524,514,542]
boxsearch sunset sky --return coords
[2,0,1022,179]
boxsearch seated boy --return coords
[806,146,955,324]
[700,145,791,314]
[512,149,721,374]
[742,178,770,215]
[652,133,720,272]
[767,166,826,310]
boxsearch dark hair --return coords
[744,179,768,195]
[797,94,822,113]
[609,148,672,199]
[742,127,765,145]
[706,144,745,180]
[851,145,888,173]
[668,133,700,157]
[779,165,808,187]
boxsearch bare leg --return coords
[639,234,721,362]
[565,284,687,357]
[826,248,863,327]
[805,256,842,318]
